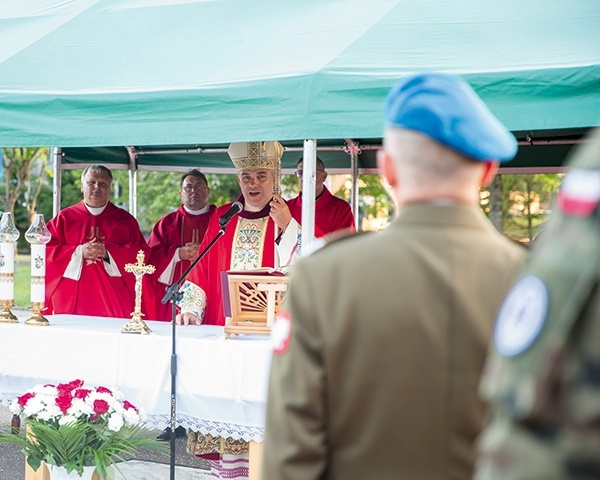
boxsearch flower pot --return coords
[48,464,97,480]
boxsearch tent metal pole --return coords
[301,140,317,253]
[345,139,360,230]
[51,147,62,218]
[127,148,137,217]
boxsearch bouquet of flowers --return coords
[0,379,167,479]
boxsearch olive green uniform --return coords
[262,203,525,480]
[476,129,600,479]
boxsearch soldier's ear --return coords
[479,160,499,187]
[378,149,397,188]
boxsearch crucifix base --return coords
[121,314,151,335]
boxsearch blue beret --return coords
[384,73,517,162]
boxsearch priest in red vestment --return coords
[45,165,148,318]
[146,169,216,321]
[287,157,355,238]
[176,141,298,328]
[175,141,299,480]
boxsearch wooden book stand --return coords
[222,269,288,339]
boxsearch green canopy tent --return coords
[1,0,598,147]
[0,0,599,236]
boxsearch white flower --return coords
[9,399,21,415]
[70,398,93,417]
[37,409,55,422]
[23,396,45,417]
[58,415,78,426]
[107,413,124,432]
[123,408,140,425]
[37,385,58,396]
[111,389,124,401]
[137,408,147,422]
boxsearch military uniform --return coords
[476,128,600,479]
[262,203,525,480]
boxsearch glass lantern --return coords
[25,214,52,326]
[0,212,21,322]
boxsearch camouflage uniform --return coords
[475,128,600,480]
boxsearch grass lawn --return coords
[15,254,31,308]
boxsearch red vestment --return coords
[287,186,355,237]
[146,204,216,321]
[185,199,278,326]
[45,201,148,318]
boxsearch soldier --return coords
[261,73,526,480]
[475,128,600,479]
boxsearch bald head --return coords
[379,128,498,207]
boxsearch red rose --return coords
[74,388,91,400]
[17,392,35,407]
[123,400,138,412]
[96,386,113,395]
[93,399,110,415]
[57,379,84,395]
[56,393,74,414]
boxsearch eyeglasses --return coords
[182,184,207,192]
[295,169,324,178]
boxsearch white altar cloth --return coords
[0,314,273,442]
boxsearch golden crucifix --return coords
[121,250,155,335]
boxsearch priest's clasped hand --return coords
[82,240,108,262]
[178,242,200,261]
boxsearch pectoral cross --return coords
[85,226,106,241]
[121,250,156,334]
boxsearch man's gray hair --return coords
[81,164,113,183]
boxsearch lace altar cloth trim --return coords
[0,396,264,443]
[146,414,265,443]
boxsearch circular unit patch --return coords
[493,274,548,358]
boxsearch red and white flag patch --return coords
[271,308,291,355]
[557,169,600,216]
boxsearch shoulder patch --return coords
[271,308,292,355]
[557,168,600,216]
[493,274,549,358]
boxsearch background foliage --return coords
[1,146,564,246]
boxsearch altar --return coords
[0,313,273,478]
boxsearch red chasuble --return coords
[45,201,148,318]
[185,198,278,326]
[147,204,216,321]
[287,186,355,237]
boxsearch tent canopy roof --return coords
[1,0,599,168]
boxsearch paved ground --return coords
[0,406,212,480]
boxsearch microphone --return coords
[218,201,243,227]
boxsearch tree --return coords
[0,148,49,222]
[498,173,563,242]
[335,174,394,231]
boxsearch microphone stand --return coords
[162,225,228,480]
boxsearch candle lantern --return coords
[24,214,52,326]
[0,212,20,323]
